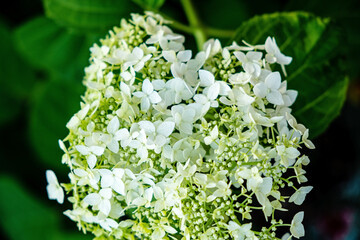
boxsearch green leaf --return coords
[132,0,166,10]
[43,0,137,33]
[14,16,98,81]
[232,12,347,138]
[0,175,91,240]
[29,79,84,171]
[0,175,58,240]
[0,21,36,125]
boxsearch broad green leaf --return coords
[0,175,58,240]
[0,21,35,125]
[132,0,166,10]
[43,0,137,33]
[232,12,347,138]
[0,175,91,240]
[30,79,84,171]
[14,16,98,81]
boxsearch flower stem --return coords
[180,0,207,50]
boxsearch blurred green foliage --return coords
[0,0,359,239]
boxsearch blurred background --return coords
[0,0,359,239]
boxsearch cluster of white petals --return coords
[46,12,314,240]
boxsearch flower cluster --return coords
[46,12,314,240]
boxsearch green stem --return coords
[168,18,236,38]
[180,0,207,50]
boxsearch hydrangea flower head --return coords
[46,12,314,239]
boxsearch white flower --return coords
[253,71,284,105]
[46,170,64,204]
[123,47,152,71]
[229,72,252,85]
[286,112,306,134]
[73,168,100,189]
[133,79,162,111]
[100,116,124,153]
[290,212,305,239]
[289,186,313,205]
[276,145,300,167]
[139,120,175,153]
[83,188,113,216]
[161,77,194,106]
[199,70,231,100]
[228,221,256,240]
[265,37,292,65]
[75,144,105,169]
[99,168,126,195]
[279,81,298,106]
[162,50,192,63]
[171,103,202,135]
[302,129,315,149]
[120,66,136,84]
[220,86,254,107]
[234,51,262,77]
[207,180,231,202]
[204,125,219,146]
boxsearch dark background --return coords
[0,0,359,239]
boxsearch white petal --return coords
[182,108,196,121]
[132,47,143,59]
[114,128,130,141]
[163,225,177,234]
[149,91,161,103]
[107,140,119,153]
[141,97,150,111]
[247,51,263,61]
[180,123,193,135]
[58,140,67,153]
[199,70,215,87]
[276,53,292,65]
[155,135,167,147]
[75,145,89,155]
[157,121,175,137]
[265,37,278,54]
[46,170,58,185]
[100,188,113,199]
[137,147,148,159]
[265,72,281,90]
[87,154,97,169]
[152,228,165,239]
[142,79,153,95]
[89,146,105,156]
[207,82,220,100]
[234,51,246,63]
[83,193,101,205]
[177,50,192,62]
[139,121,155,134]
[113,178,125,195]
[267,90,284,105]
[237,88,255,106]
[152,80,165,90]
[107,117,120,134]
[162,50,177,62]
[290,212,305,238]
[120,82,131,96]
[99,199,111,216]
[253,83,267,98]
[101,174,114,188]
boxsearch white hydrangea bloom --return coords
[48,12,313,240]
